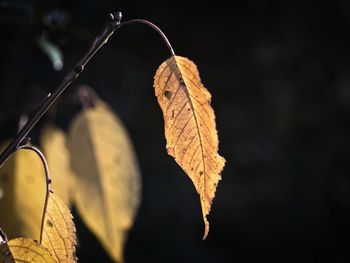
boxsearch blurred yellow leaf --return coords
[42,193,77,262]
[0,144,46,240]
[154,55,225,239]
[0,238,56,262]
[68,100,141,262]
[41,125,75,205]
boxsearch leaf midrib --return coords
[84,111,113,242]
[171,58,207,199]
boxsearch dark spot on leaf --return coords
[187,108,190,111]
[47,219,53,227]
[199,171,203,176]
[164,90,172,100]
[191,167,194,171]
[171,110,174,119]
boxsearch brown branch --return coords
[18,145,52,244]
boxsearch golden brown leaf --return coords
[154,55,225,239]
[41,125,75,205]
[0,144,46,240]
[42,193,77,262]
[68,100,141,262]
[0,238,56,262]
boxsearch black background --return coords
[1,0,350,262]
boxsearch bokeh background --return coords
[1,0,350,262]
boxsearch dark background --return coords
[1,0,350,262]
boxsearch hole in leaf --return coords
[47,219,53,227]
[164,90,172,100]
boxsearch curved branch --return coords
[19,145,52,244]
[120,19,175,56]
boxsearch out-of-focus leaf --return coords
[154,55,225,239]
[42,193,77,262]
[0,238,56,263]
[41,125,74,205]
[37,34,63,71]
[68,99,141,262]
[0,144,46,240]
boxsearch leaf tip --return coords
[202,217,209,240]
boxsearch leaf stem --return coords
[0,11,175,167]
[19,145,52,244]
[119,19,175,56]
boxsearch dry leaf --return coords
[0,238,56,262]
[0,143,46,240]
[154,55,225,239]
[42,193,77,262]
[41,125,75,205]
[68,100,141,262]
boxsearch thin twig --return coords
[119,19,175,56]
[0,11,175,167]
[19,145,52,244]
